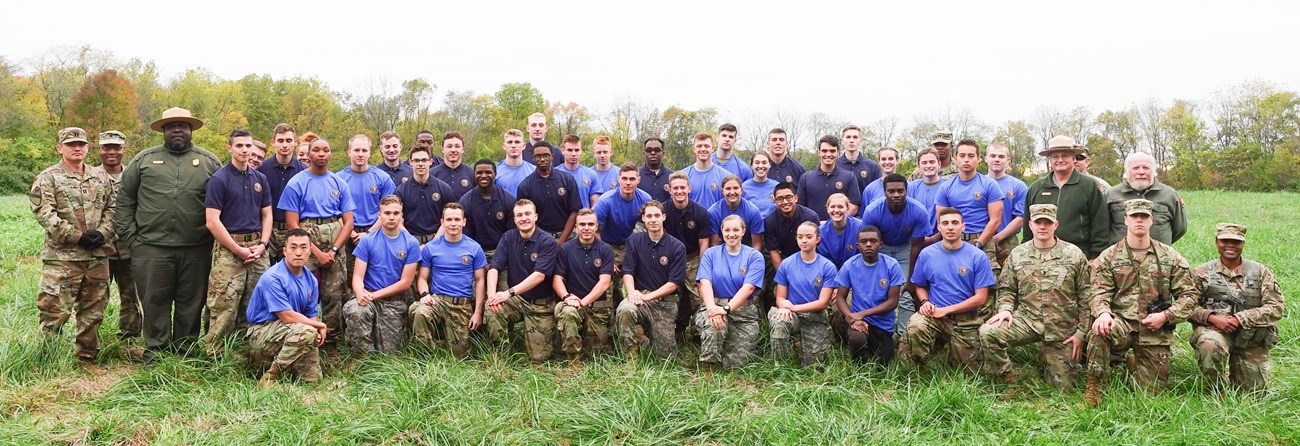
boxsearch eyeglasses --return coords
[533,153,552,158]
[643,147,663,153]
[773,195,796,203]
[1075,154,1088,161]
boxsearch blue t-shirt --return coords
[835,253,904,331]
[686,164,730,210]
[278,170,357,219]
[907,177,947,216]
[910,242,996,312]
[992,174,1029,233]
[258,156,306,223]
[556,163,601,208]
[935,173,1004,234]
[591,165,620,197]
[246,260,319,324]
[797,166,863,221]
[817,216,864,268]
[708,199,765,244]
[860,197,935,247]
[775,253,839,305]
[420,235,487,297]
[593,188,653,244]
[353,229,421,292]
[860,177,886,212]
[494,161,536,196]
[335,166,396,227]
[712,153,753,182]
[696,244,765,299]
[205,163,273,234]
[741,178,778,218]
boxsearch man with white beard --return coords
[1104,152,1186,246]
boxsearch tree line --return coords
[1,45,1297,194]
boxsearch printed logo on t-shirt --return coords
[973,192,982,201]
[879,278,888,289]
[331,189,340,198]
[593,257,602,268]
[397,250,406,259]
[846,243,854,252]
[1006,190,1015,199]
[461,255,470,265]
[958,266,969,276]
[739,266,747,274]
[610,181,617,188]
[582,179,590,187]
[813,277,823,286]
[710,183,718,190]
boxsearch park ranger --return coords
[31,127,116,363]
[1188,223,1285,392]
[96,130,140,340]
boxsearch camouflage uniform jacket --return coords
[1189,259,1285,345]
[104,169,129,260]
[30,162,116,261]
[996,238,1089,342]
[1090,239,1199,345]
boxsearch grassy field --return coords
[1,191,1297,445]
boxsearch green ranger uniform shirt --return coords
[1023,170,1110,258]
[114,145,222,247]
[996,238,1090,342]
[1090,240,1200,345]
[30,163,117,261]
[1104,181,1187,246]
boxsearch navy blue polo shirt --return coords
[556,163,601,208]
[797,166,863,221]
[515,170,583,235]
[835,253,904,332]
[836,154,882,188]
[762,204,819,258]
[354,229,421,292]
[336,166,396,227]
[664,200,712,256]
[205,163,273,234]
[522,141,565,166]
[593,188,653,244]
[257,156,306,223]
[246,259,318,325]
[279,170,356,219]
[420,235,487,297]
[458,186,517,252]
[817,216,864,268]
[555,238,616,298]
[935,173,1004,234]
[910,242,996,311]
[376,161,414,187]
[622,232,686,292]
[775,253,839,305]
[395,176,456,236]
[860,197,935,247]
[712,154,753,182]
[494,161,536,196]
[638,165,674,203]
[431,162,475,199]
[767,156,807,185]
[490,229,559,301]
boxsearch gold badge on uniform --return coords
[153,160,165,164]
[659,256,668,266]
[530,252,538,262]
[879,278,888,289]
[558,187,567,196]
[461,255,470,265]
[593,258,602,267]
[192,159,200,166]
[958,266,969,276]
[253,183,262,193]
[835,181,844,190]
[370,184,378,194]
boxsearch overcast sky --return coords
[4,0,1297,129]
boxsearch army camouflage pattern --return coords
[248,320,322,381]
[697,299,761,368]
[1188,259,1285,390]
[203,236,269,354]
[410,296,475,358]
[104,170,130,261]
[616,296,678,357]
[555,300,614,356]
[979,316,1079,389]
[768,308,831,366]
[1089,240,1199,346]
[30,163,117,261]
[1189,327,1272,391]
[1086,316,1171,391]
[299,219,347,343]
[905,311,983,371]
[909,162,958,181]
[38,260,109,359]
[486,295,558,363]
[344,297,407,353]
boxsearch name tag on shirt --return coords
[153,160,164,164]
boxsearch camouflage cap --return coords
[930,131,953,145]
[57,127,90,145]
[1123,198,1153,216]
[1029,204,1058,223]
[98,130,127,145]
[1038,135,1083,156]
[1215,223,1247,241]
[1073,144,1091,157]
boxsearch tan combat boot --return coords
[1084,376,1102,407]
[1000,370,1016,385]
[258,364,281,388]
[624,344,639,361]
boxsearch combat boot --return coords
[1084,375,1103,407]
[624,344,639,361]
[258,364,281,388]
[566,351,581,364]
[1000,370,1016,385]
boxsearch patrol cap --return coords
[1123,199,1153,216]
[57,127,90,145]
[930,131,953,145]
[1074,144,1090,157]
[1039,135,1083,156]
[1029,204,1058,223]
[98,130,127,145]
[1215,223,1247,241]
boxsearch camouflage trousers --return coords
[963,233,1005,276]
[979,317,1079,390]
[268,225,288,264]
[484,250,510,294]
[675,254,701,337]
[203,234,269,355]
[768,308,831,366]
[300,219,347,344]
[992,234,1018,276]
[555,299,614,357]
[696,298,760,368]
[410,295,475,358]
[615,295,679,358]
[1189,326,1271,392]
[108,257,141,339]
[1086,318,1171,393]
[38,259,109,360]
[343,296,408,353]
[248,320,321,381]
[485,295,557,363]
[906,311,983,371]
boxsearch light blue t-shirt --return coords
[696,244,765,299]
[775,253,839,305]
[353,229,421,292]
[860,197,935,247]
[591,164,620,197]
[556,163,601,208]
[935,173,1004,234]
[687,164,730,210]
[335,166,396,227]
[708,199,765,236]
[741,178,778,218]
[910,242,996,312]
[420,235,488,297]
[593,188,653,244]
[246,260,319,325]
[494,161,536,197]
[712,153,753,182]
[835,253,904,331]
[818,216,864,268]
[992,174,1029,233]
[907,177,947,219]
[278,170,357,219]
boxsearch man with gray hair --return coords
[1104,152,1186,246]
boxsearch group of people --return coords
[32,108,1283,405]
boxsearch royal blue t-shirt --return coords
[708,199,765,238]
[907,177,947,217]
[797,166,863,220]
[712,153,753,182]
[775,253,839,305]
[835,253,904,331]
[420,235,487,297]
[353,229,421,292]
[860,197,935,247]
[696,244,764,299]
[493,161,536,196]
[935,173,1004,234]
[741,178,778,218]
[686,164,730,211]
[818,216,864,268]
[910,242,996,312]
[246,260,319,324]
[555,238,616,298]
[335,166,396,227]
[860,177,886,212]
[591,165,619,197]
[556,163,601,208]
[992,174,1028,233]
[278,170,357,219]
[205,163,272,234]
[593,188,653,244]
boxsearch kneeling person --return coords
[246,229,328,386]
[697,215,765,369]
[769,222,839,366]
[616,200,686,358]
[485,199,561,363]
[906,208,996,371]
[410,203,487,358]
[832,225,903,367]
[343,196,420,352]
[553,209,617,360]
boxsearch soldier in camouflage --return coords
[30,127,116,362]
[769,222,839,366]
[909,131,958,181]
[1188,223,1285,392]
[485,199,562,363]
[615,200,686,359]
[1085,199,1200,407]
[979,204,1089,389]
[96,130,141,340]
[246,229,326,387]
[411,203,487,358]
[343,196,420,353]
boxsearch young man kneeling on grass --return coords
[246,229,327,387]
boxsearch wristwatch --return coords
[972,240,983,249]
[330,245,341,253]
[721,305,731,314]
[508,288,517,297]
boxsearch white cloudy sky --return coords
[4,0,1297,128]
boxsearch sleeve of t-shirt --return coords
[490,234,510,271]
[258,176,273,208]
[263,276,294,314]
[774,260,791,287]
[708,205,723,235]
[820,261,839,289]
[984,178,1005,206]
[910,251,932,287]
[593,197,610,227]
[534,237,559,275]
[336,176,357,213]
[696,248,714,283]
[403,237,421,265]
[744,250,764,289]
[278,179,302,213]
[379,174,396,197]
[1011,183,1027,218]
[911,205,935,239]
[887,259,905,287]
[747,205,765,234]
[303,273,320,318]
[472,246,488,270]
[845,176,862,205]
[204,173,226,210]
[835,262,853,289]
[597,244,615,276]
[420,242,436,268]
[972,249,997,289]
[935,181,952,208]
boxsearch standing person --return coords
[516,142,582,243]
[95,130,140,340]
[859,174,935,335]
[817,193,864,268]
[685,133,730,211]
[258,124,307,264]
[985,142,1029,269]
[798,135,862,219]
[279,137,356,346]
[395,146,456,243]
[935,139,1004,271]
[1023,136,1110,259]
[905,208,997,372]
[484,200,561,363]
[592,164,653,299]
[1189,223,1285,392]
[202,129,273,357]
[910,131,957,180]
[556,134,602,209]
[248,141,266,170]
[494,129,537,197]
[741,151,778,218]
[590,136,620,197]
[31,127,116,363]
[1104,152,1187,246]
[410,203,487,359]
[1084,199,1199,407]
[979,204,1089,389]
[831,225,903,367]
[762,182,820,311]
[765,128,806,185]
[836,125,882,188]
[460,159,517,263]
[638,137,674,203]
[343,196,420,353]
[336,135,396,251]
[769,222,838,366]
[412,130,443,165]
[245,229,326,387]
[712,123,753,181]
[376,131,414,186]
[859,147,901,208]
[552,209,617,361]
[431,131,475,199]
[696,215,765,370]
[1074,146,1110,189]
[522,112,564,165]
[663,171,713,340]
[615,200,686,358]
[707,175,764,251]
[114,108,222,360]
